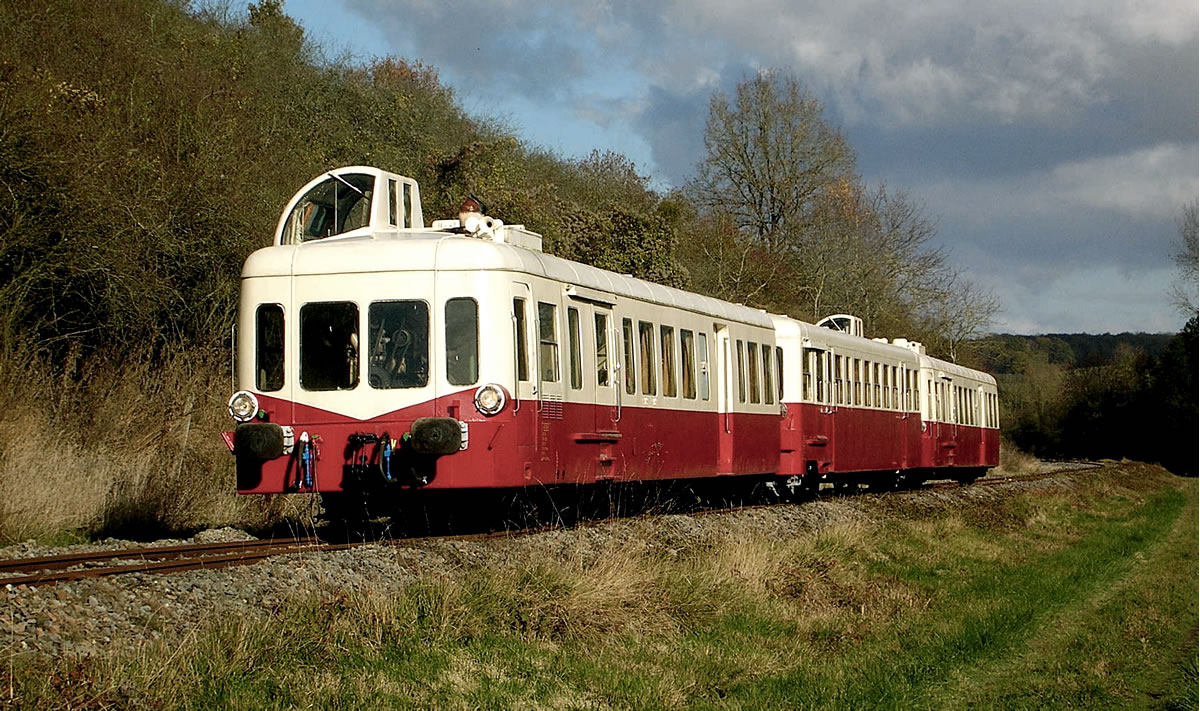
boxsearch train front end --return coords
[224,167,529,498]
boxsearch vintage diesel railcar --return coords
[225,167,999,504]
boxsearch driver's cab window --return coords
[281,173,375,244]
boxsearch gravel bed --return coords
[0,468,1099,661]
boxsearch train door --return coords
[591,307,618,433]
[896,365,911,469]
[512,283,537,483]
[533,286,566,482]
[714,324,734,473]
[803,347,833,474]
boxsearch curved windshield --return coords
[281,173,375,244]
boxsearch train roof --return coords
[243,230,776,329]
[770,313,996,385]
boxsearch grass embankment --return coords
[7,463,1197,709]
[0,354,299,544]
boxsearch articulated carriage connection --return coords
[225,167,999,503]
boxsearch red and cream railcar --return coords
[227,167,783,497]
[226,167,999,502]
[773,313,999,484]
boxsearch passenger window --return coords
[680,330,697,399]
[762,345,774,405]
[514,298,529,381]
[833,355,842,404]
[809,351,821,402]
[660,325,677,397]
[568,307,582,390]
[853,358,862,406]
[445,298,478,386]
[623,318,636,395]
[300,301,359,391]
[639,321,656,395]
[538,302,559,382]
[776,347,784,402]
[256,304,284,392]
[365,300,428,389]
[402,183,413,228]
[388,179,398,226]
[595,313,610,387]
[698,333,710,401]
[736,340,746,403]
[748,341,761,404]
[874,363,881,406]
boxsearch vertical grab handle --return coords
[613,325,622,423]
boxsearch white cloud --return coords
[982,264,1180,333]
[1052,143,1199,219]
[657,0,1195,127]
[914,142,1198,229]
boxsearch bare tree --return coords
[1170,199,1198,317]
[688,70,855,254]
[679,71,998,356]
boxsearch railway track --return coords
[1,462,1100,588]
[0,537,353,588]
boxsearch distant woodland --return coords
[0,0,1193,541]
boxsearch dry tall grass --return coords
[0,350,289,543]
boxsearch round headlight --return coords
[473,384,506,416]
[227,391,260,423]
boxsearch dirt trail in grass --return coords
[922,479,1198,709]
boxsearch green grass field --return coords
[7,463,1197,710]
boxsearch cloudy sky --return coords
[283,0,1197,335]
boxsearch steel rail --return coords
[0,537,321,575]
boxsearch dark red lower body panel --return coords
[237,394,780,494]
[235,395,997,495]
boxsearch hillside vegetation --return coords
[972,322,1197,475]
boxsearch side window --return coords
[698,333,710,401]
[762,344,774,405]
[638,321,656,395]
[660,325,677,397]
[402,183,413,228]
[366,300,428,389]
[256,304,284,392]
[736,340,746,403]
[623,318,636,395]
[776,346,784,402]
[388,179,398,226]
[445,298,478,386]
[595,312,610,387]
[808,350,820,403]
[873,363,882,406]
[299,301,359,391]
[834,355,844,405]
[513,298,529,381]
[747,341,761,404]
[853,358,862,406]
[817,351,827,404]
[538,302,559,382]
[881,364,890,409]
[568,307,582,390]
[865,361,874,407]
[680,330,697,399]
